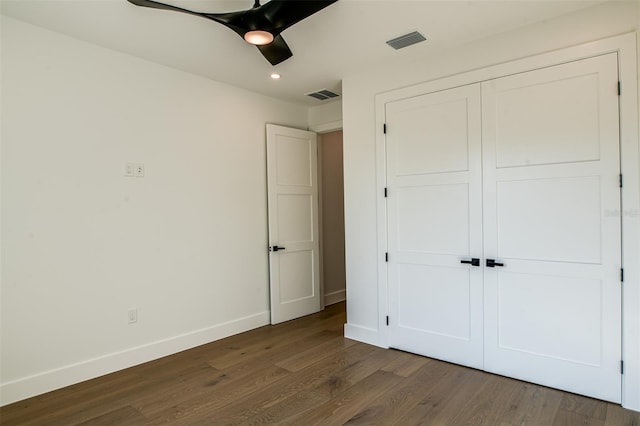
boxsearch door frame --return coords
[311,120,344,308]
[374,32,639,409]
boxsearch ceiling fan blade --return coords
[126,0,206,19]
[259,0,338,33]
[127,0,245,34]
[257,35,293,65]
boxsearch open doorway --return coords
[318,130,346,306]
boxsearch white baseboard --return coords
[324,289,346,306]
[344,323,386,348]
[0,311,270,406]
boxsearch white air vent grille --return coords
[386,31,426,50]
[306,89,340,101]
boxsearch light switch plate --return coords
[123,162,134,177]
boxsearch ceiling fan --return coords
[127,0,338,65]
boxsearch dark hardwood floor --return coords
[2,302,638,425]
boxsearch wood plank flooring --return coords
[2,302,638,425]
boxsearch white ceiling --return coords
[1,0,605,106]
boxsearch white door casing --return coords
[266,124,321,324]
[482,53,621,402]
[386,84,484,369]
[385,53,622,402]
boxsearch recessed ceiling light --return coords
[270,73,281,80]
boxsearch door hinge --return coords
[386,316,389,326]
[621,360,624,374]
[620,174,623,188]
[384,187,388,198]
[385,252,389,262]
[621,268,624,282]
[618,81,621,96]
[383,123,387,134]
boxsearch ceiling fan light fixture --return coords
[127,0,338,65]
[244,30,274,45]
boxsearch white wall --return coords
[0,16,308,405]
[342,0,640,409]
[309,101,342,133]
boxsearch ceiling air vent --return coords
[386,31,426,50]
[306,89,340,101]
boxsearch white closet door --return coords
[386,84,484,369]
[482,54,621,402]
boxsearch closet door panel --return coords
[494,72,601,168]
[392,97,469,175]
[496,271,602,366]
[397,264,471,340]
[496,175,602,263]
[396,183,469,255]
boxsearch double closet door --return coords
[385,53,622,403]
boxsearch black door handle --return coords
[270,245,286,252]
[486,259,504,268]
[460,258,480,267]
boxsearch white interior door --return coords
[386,84,484,369]
[482,54,621,402]
[266,124,321,324]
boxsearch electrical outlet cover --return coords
[128,308,138,324]
[134,163,144,177]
